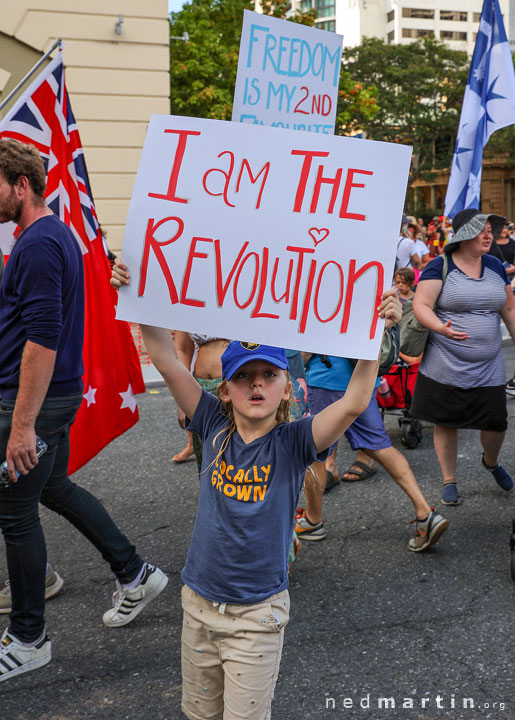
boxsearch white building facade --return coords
[289,0,512,54]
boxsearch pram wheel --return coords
[399,417,423,449]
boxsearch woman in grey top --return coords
[411,209,515,506]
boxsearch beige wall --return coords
[0,1,170,253]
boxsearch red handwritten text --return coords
[291,149,373,220]
[137,225,383,339]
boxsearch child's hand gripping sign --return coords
[116,115,412,359]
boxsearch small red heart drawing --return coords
[308,227,330,246]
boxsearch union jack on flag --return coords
[0,50,145,473]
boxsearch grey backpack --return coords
[399,255,448,357]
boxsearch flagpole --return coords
[0,38,62,113]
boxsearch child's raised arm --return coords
[139,325,202,419]
[111,259,202,420]
[311,290,402,454]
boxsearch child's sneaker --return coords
[294,508,326,541]
[102,564,168,628]
[408,509,449,552]
[0,564,64,615]
[0,629,51,682]
[441,482,460,505]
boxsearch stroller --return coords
[376,361,423,449]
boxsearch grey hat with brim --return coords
[444,209,506,254]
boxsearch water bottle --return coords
[0,436,48,488]
[378,377,394,407]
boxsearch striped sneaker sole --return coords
[102,566,168,628]
[0,634,51,683]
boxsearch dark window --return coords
[473,12,481,22]
[440,30,467,40]
[387,10,395,23]
[440,10,467,21]
[315,0,335,17]
[387,30,395,43]
[402,8,434,19]
[402,28,434,38]
[316,19,336,31]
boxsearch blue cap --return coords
[221,342,288,380]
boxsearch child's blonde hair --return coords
[208,370,292,471]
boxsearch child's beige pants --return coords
[181,584,290,720]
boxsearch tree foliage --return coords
[169,0,377,124]
[485,125,515,160]
[336,74,378,134]
[170,0,252,120]
[341,37,469,180]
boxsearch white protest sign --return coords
[116,115,412,359]
[232,10,343,134]
[0,222,16,255]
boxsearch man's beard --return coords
[0,188,22,225]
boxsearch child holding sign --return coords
[111,260,401,720]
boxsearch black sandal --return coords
[341,461,377,483]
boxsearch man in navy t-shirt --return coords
[0,139,167,683]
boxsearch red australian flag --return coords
[0,50,145,473]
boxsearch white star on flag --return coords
[444,0,515,217]
[473,53,486,83]
[466,172,482,204]
[83,386,97,407]
[479,17,492,41]
[119,384,137,413]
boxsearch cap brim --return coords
[225,354,289,380]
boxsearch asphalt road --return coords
[2,348,515,720]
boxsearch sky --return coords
[168,0,186,13]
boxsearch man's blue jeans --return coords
[0,393,143,642]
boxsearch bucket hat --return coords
[444,209,506,254]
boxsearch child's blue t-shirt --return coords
[183,390,326,604]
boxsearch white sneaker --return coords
[0,629,51,682]
[102,564,168,628]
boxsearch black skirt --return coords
[411,372,507,432]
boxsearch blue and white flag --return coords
[444,0,515,217]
